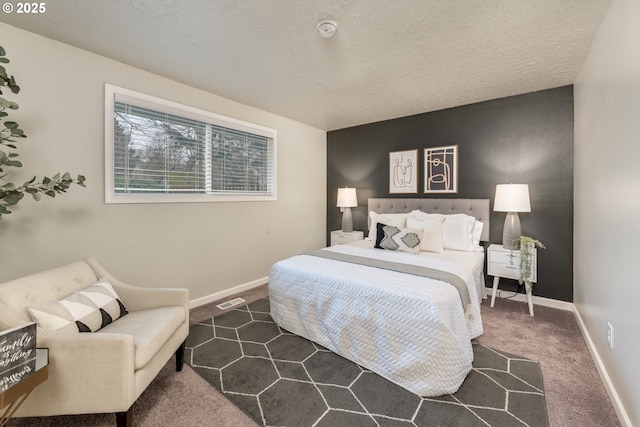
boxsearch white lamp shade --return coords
[337,187,358,208]
[494,184,531,212]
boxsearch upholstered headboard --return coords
[367,198,490,242]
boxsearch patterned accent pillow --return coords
[27,281,128,333]
[379,225,423,254]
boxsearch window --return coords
[105,84,276,203]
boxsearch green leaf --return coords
[0,46,6,56]
[0,58,8,64]
[4,194,23,205]
[31,192,41,201]
[4,121,18,129]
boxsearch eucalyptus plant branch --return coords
[0,45,85,218]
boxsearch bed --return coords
[269,198,490,396]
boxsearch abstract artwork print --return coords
[389,149,418,193]
[424,145,458,193]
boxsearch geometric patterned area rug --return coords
[186,299,548,427]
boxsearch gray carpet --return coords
[186,298,549,427]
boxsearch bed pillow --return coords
[367,211,407,240]
[27,281,128,333]
[441,214,476,251]
[409,210,480,251]
[378,225,423,254]
[471,220,484,247]
[406,215,445,253]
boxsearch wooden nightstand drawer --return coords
[330,230,364,246]
[488,261,521,280]
[487,244,537,283]
[488,250,520,265]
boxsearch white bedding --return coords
[268,240,485,396]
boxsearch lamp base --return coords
[341,207,353,233]
[502,212,522,249]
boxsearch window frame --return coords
[104,84,277,203]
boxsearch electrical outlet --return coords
[607,322,614,350]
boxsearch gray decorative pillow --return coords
[27,281,128,333]
[379,226,423,254]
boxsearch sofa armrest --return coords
[83,258,189,312]
[35,329,136,411]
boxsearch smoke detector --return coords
[317,19,337,38]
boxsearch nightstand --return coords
[487,244,537,316]
[330,230,364,246]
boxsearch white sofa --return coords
[0,258,189,427]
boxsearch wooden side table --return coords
[330,230,364,246]
[487,244,537,316]
[1,349,49,426]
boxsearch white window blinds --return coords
[106,85,276,203]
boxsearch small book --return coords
[0,322,37,392]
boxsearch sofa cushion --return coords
[98,305,185,370]
[27,281,128,333]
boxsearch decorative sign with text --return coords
[0,322,37,392]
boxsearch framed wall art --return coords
[389,149,418,194]
[424,145,458,193]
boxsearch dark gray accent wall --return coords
[327,86,574,302]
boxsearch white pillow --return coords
[408,209,432,221]
[406,215,444,253]
[378,226,423,254]
[471,220,484,247]
[442,214,476,251]
[409,210,480,251]
[367,212,407,240]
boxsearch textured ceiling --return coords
[1,0,611,131]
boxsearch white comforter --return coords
[269,240,485,396]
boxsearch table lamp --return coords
[494,184,531,248]
[337,187,357,232]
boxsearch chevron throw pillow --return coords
[27,281,128,333]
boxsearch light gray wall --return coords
[0,24,327,300]
[574,0,640,425]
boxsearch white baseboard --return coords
[484,286,574,311]
[189,277,268,309]
[573,306,633,427]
